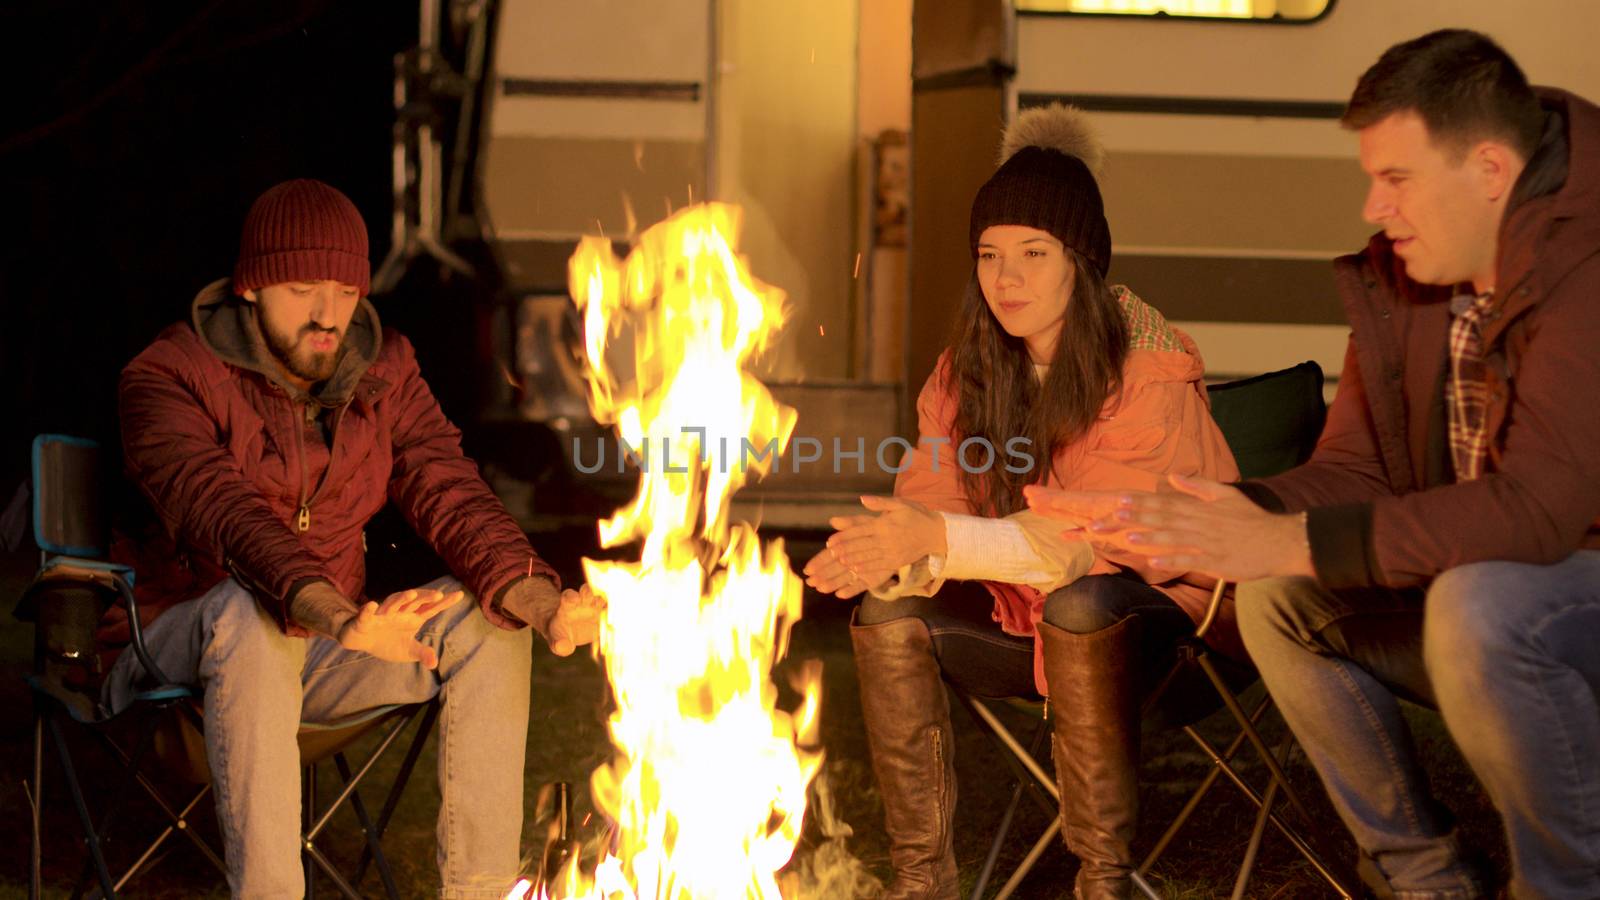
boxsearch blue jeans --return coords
[103,577,533,899]
[1238,551,1600,900]
[857,574,1202,704]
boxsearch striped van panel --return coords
[484,136,705,238]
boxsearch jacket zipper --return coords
[294,399,312,532]
[294,399,352,533]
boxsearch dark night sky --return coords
[1,1,416,491]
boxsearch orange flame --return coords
[539,204,820,898]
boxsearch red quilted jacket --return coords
[103,278,557,645]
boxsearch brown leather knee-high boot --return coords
[851,613,959,900]
[1039,617,1141,900]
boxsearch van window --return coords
[1016,0,1332,22]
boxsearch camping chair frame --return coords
[1133,579,1357,900]
[953,362,1360,899]
[21,434,439,899]
[954,686,1162,900]
[952,579,1357,900]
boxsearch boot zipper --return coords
[931,728,947,847]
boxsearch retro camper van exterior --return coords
[912,1,1600,400]
[482,0,1600,523]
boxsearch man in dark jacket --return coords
[104,178,598,898]
[1026,30,1600,900]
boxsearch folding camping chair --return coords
[18,434,439,899]
[957,361,1360,899]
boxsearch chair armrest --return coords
[17,559,174,689]
[38,557,134,590]
[110,571,174,689]
[1194,579,1228,641]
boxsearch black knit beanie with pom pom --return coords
[969,103,1111,276]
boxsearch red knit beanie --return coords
[232,179,371,296]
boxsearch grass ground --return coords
[0,529,1508,898]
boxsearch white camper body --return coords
[481,1,1600,522]
[1014,1,1600,390]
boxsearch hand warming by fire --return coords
[517,204,822,899]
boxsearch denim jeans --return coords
[856,574,1202,705]
[1237,551,1600,900]
[857,580,1036,698]
[103,576,534,899]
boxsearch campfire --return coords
[518,204,823,899]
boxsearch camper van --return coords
[477,0,1600,528]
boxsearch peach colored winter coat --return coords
[893,289,1241,694]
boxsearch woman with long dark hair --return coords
[804,105,1240,900]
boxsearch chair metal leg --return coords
[1132,870,1162,900]
[1229,736,1293,900]
[954,690,1178,900]
[1139,655,1189,722]
[305,842,366,900]
[960,695,1060,805]
[1231,777,1278,900]
[992,818,1060,900]
[1139,694,1274,875]
[64,710,221,900]
[1185,726,1353,898]
[1194,658,1356,899]
[31,706,44,900]
[356,700,438,885]
[305,763,317,900]
[335,752,402,900]
[306,710,414,842]
[973,720,1058,820]
[301,759,366,900]
[358,698,438,883]
[109,785,212,896]
[1195,653,1314,822]
[969,717,1050,900]
[86,716,158,895]
[970,779,1025,900]
[301,705,435,898]
[46,714,117,899]
[1136,647,1357,900]
[92,726,225,873]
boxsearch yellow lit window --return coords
[1015,0,1332,21]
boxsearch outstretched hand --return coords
[823,495,946,593]
[338,587,466,669]
[1023,474,1314,582]
[547,584,603,657]
[802,544,869,600]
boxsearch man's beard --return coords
[263,320,343,385]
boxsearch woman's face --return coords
[975,225,1075,363]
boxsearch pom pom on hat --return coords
[999,102,1105,175]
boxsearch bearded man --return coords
[105,178,596,898]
